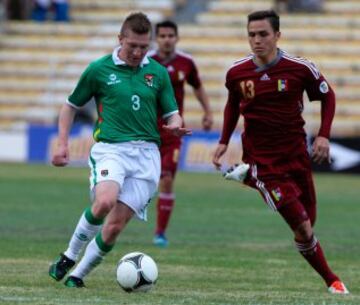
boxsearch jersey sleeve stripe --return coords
[162,110,179,119]
[282,54,321,79]
[176,50,194,60]
[229,55,253,68]
[66,99,81,109]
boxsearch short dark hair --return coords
[155,20,178,36]
[247,10,280,32]
[120,12,152,36]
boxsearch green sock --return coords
[84,207,104,225]
[95,232,114,253]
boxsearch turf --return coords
[0,163,359,305]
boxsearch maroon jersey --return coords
[149,50,202,144]
[220,50,335,167]
[149,50,202,116]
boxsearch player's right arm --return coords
[52,103,77,167]
[212,94,240,169]
[213,144,228,170]
[213,72,241,170]
[52,62,96,166]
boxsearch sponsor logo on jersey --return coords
[145,74,154,87]
[101,169,109,177]
[260,73,270,81]
[319,80,329,93]
[107,73,122,85]
[278,79,288,91]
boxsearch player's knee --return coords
[93,197,117,217]
[308,208,317,226]
[294,220,313,242]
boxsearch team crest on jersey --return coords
[144,74,154,87]
[101,169,109,177]
[271,187,282,202]
[278,79,288,91]
[167,65,175,73]
[319,81,329,93]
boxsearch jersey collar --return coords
[154,49,177,65]
[112,46,150,67]
[253,48,283,72]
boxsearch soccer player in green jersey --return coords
[48,12,190,288]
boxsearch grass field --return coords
[0,163,359,305]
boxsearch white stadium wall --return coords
[0,131,27,162]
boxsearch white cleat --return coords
[328,281,350,294]
[223,163,250,183]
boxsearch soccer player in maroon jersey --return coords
[149,20,213,247]
[213,10,349,294]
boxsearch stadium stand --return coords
[0,0,359,137]
[187,0,360,136]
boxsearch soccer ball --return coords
[116,252,158,292]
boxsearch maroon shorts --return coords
[244,155,317,228]
[159,139,181,178]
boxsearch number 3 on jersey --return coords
[240,80,255,99]
[131,95,140,111]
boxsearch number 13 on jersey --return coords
[240,80,255,99]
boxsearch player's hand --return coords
[212,144,228,170]
[312,136,331,164]
[52,143,69,167]
[162,124,192,137]
[202,113,213,131]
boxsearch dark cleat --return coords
[49,253,75,281]
[64,276,85,288]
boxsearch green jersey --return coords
[68,47,178,146]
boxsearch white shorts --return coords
[89,141,161,220]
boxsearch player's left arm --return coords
[306,69,336,164]
[187,59,213,131]
[312,86,335,164]
[193,85,213,131]
[52,103,77,167]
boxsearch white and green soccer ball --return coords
[116,252,158,292]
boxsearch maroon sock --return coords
[155,193,174,235]
[295,236,339,286]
